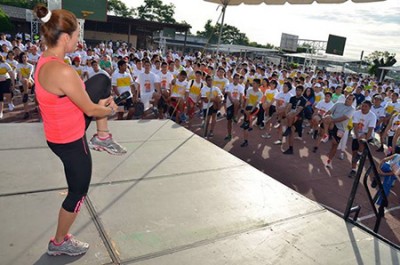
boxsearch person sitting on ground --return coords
[224,73,244,141]
[281,85,307,155]
[348,100,377,178]
[239,78,263,147]
[201,75,223,138]
[322,94,356,169]
[111,60,136,120]
[169,70,189,123]
[16,52,34,119]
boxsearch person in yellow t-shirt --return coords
[186,70,204,126]
[111,60,135,120]
[201,75,224,138]
[16,52,34,119]
[240,78,263,147]
[0,56,16,118]
[170,70,188,124]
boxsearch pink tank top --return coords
[35,56,85,143]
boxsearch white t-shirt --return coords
[201,86,223,109]
[28,53,40,65]
[0,62,12,80]
[385,101,400,115]
[111,71,134,98]
[314,91,325,103]
[16,63,34,79]
[225,83,245,108]
[264,88,279,105]
[170,79,188,98]
[245,88,263,107]
[275,91,292,108]
[187,79,204,102]
[352,110,377,136]
[371,105,385,119]
[388,114,400,137]
[158,71,174,90]
[137,71,160,95]
[212,76,229,92]
[88,68,110,79]
[315,100,334,116]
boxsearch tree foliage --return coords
[108,0,136,18]
[0,7,13,32]
[136,0,176,24]
[365,51,397,79]
[196,19,249,45]
[196,19,275,49]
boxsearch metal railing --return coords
[344,141,388,233]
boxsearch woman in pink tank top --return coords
[33,4,127,257]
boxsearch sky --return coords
[125,0,400,60]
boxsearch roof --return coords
[283,52,361,64]
[212,44,277,53]
[0,4,28,20]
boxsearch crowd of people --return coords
[2,30,400,179]
[2,3,400,255]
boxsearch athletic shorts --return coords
[328,124,342,143]
[226,105,235,120]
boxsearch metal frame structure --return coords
[344,141,388,233]
[297,39,327,70]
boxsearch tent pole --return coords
[216,4,227,57]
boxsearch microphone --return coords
[114,91,131,105]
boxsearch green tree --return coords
[0,0,46,9]
[108,0,136,18]
[365,51,397,79]
[197,20,250,45]
[136,0,176,23]
[0,7,13,32]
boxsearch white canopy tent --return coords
[378,66,400,82]
[379,66,400,72]
[204,0,386,54]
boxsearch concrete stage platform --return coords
[1,120,400,265]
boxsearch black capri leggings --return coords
[47,74,111,213]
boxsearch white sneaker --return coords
[8,103,15,111]
[295,136,303,141]
[326,161,333,169]
[0,111,3,119]
[339,152,345,160]
[321,134,329,143]
[261,133,271,139]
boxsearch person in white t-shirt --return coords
[169,70,189,123]
[27,46,40,65]
[371,95,387,152]
[201,75,223,138]
[348,100,377,178]
[224,73,244,141]
[111,60,136,120]
[261,79,279,139]
[136,60,161,116]
[0,33,12,49]
[157,61,174,116]
[88,60,110,79]
[16,52,34,119]
[311,92,334,140]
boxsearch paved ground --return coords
[2,102,400,246]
